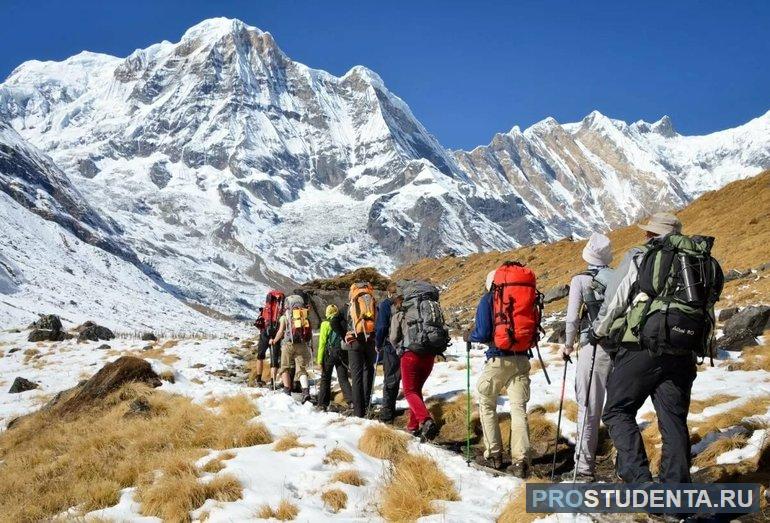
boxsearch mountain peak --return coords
[651,115,677,137]
[180,17,261,42]
[342,65,385,87]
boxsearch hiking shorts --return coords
[280,341,311,377]
[256,331,281,367]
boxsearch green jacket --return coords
[316,313,343,365]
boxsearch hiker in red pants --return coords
[389,280,451,441]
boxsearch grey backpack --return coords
[399,280,450,355]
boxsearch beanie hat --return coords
[582,232,613,266]
[485,270,496,291]
[325,304,339,318]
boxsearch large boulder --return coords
[543,285,570,304]
[28,329,69,342]
[723,305,770,337]
[546,321,567,344]
[717,329,758,352]
[9,377,38,394]
[717,307,739,322]
[29,314,62,332]
[45,356,161,414]
[78,324,115,342]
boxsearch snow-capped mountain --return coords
[1,17,768,323]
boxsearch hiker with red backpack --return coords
[345,282,378,418]
[254,291,285,388]
[464,262,544,478]
[556,232,615,482]
[390,280,450,441]
[270,293,314,403]
[590,213,723,487]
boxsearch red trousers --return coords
[400,351,435,431]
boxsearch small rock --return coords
[28,329,68,342]
[141,332,157,341]
[78,324,115,342]
[125,396,152,417]
[8,348,20,354]
[29,314,63,332]
[757,262,770,272]
[190,363,206,369]
[717,307,739,322]
[717,329,758,352]
[97,344,111,350]
[723,305,770,337]
[207,369,236,378]
[546,321,566,344]
[723,269,750,282]
[142,344,154,351]
[9,377,38,394]
[543,285,570,304]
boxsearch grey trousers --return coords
[573,343,612,474]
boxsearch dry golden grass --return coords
[496,479,549,523]
[218,394,259,419]
[563,400,578,422]
[0,384,271,522]
[693,397,770,436]
[321,488,348,513]
[380,453,459,522]
[693,434,750,468]
[358,424,410,461]
[133,345,180,365]
[158,369,176,383]
[273,432,314,452]
[331,469,366,486]
[427,392,480,441]
[730,333,770,371]
[201,451,237,473]
[323,447,354,465]
[528,410,557,444]
[394,171,770,323]
[161,339,180,349]
[258,499,299,520]
[689,394,739,414]
[641,417,663,475]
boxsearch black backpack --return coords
[635,234,724,359]
[399,280,450,356]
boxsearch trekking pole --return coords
[466,340,472,466]
[572,343,598,483]
[550,354,572,480]
[268,341,276,391]
[535,344,551,384]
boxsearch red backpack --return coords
[491,262,543,353]
[261,290,285,334]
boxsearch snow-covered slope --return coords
[0,17,768,322]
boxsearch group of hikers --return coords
[252,212,724,487]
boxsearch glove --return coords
[586,329,601,346]
[345,332,356,345]
[559,345,574,361]
[462,325,474,343]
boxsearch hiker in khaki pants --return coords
[465,270,532,478]
[477,355,531,473]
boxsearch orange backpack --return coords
[491,262,543,353]
[349,282,377,335]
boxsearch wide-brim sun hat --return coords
[638,212,682,236]
[582,232,613,266]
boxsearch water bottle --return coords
[678,253,703,304]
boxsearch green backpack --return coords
[607,234,724,359]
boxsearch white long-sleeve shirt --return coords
[592,246,645,337]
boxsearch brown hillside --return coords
[394,170,770,323]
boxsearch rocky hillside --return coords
[394,170,770,324]
[1,17,768,321]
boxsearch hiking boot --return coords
[559,470,595,483]
[283,386,292,395]
[409,427,421,438]
[475,454,505,470]
[301,388,312,404]
[419,419,439,442]
[255,379,265,388]
[507,460,529,478]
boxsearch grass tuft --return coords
[273,432,314,452]
[496,479,549,523]
[380,453,459,522]
[693,434,749,468]
[323,447,354,465]
[358,424,409,461]
[331,469,366,486]
[321,488,348,513]
[258,499,299,520]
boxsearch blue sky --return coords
[2,0,769,149]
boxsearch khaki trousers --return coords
[476,354,531,461]
[280,341,311,377]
